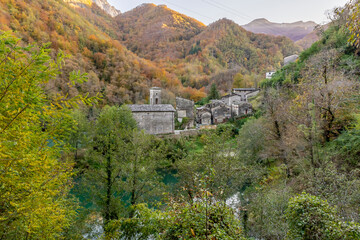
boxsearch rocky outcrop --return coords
[64,0,120,17]
[93,0,120,17]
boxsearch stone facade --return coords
[245,90,260,101]
[233,88,259,101]
[197,107,212,125]
[212,103,231,124]
[196,101,231,125]
[195,88,259,126]
[234,102,253,115]
[150,87,162,105]
[220,93,242,106]
[128,104,175,135]
[176,97,195,128]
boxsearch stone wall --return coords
[176,97,195,128]
[132,111,174,135]
[221,94,242,105]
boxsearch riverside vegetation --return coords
[1,0,360,240]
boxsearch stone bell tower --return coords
[150,87,162,105]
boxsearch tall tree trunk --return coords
[105,151,112,234]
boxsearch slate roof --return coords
[128,104,175,112]
[284,54,299,65]
[245,90,260,95]
[221,93,241,99]
[233,88,259,91]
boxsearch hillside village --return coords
[129,87,259,135]
[128,53,298,135]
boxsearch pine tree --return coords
[208,83,220,100]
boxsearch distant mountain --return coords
[243,18,317,42]
[64,0,120,17]
[116,4,206,60]
[296,24,329,49]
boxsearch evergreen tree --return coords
[208,83,220,100]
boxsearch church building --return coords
[128,87,175,135]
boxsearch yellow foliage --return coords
[0,33,85,239]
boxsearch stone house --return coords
[220,93,242,106]
[233,88,259,101]
[128,87,175,135]
[128,104,175,135]
[195,88,259,126]
[196,106,212,125]
[266,71,276,79]
[233,102,253,116]
[176,97,195,128]
[196,101,231,125]
[211,103,231,124]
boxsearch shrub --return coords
[286,193,360,240]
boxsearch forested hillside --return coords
[0,0,301,102]
[116,3,206,60]
[0,0,205,103]
[116,4,301,92]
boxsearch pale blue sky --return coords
[108,0,349,25]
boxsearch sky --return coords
[107,0,350,25]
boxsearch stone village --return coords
[128,87,259,135]
[127,54,299,135]
[127,54,301,135]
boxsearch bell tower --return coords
[150,87,162,105]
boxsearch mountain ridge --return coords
[243,18,318,42]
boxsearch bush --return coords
[216,123,239,137]
[286,193,360,240]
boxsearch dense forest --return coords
[1,0,360,239]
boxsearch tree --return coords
[106,172,246,240]
[208,83,220,100]
[175,129,242,203]
[233,72,245,88]
[0,33,91,239]
[163,173,246,240]
[81,105,137,231]
[286,50,359,169]
[347,0,360,49]
[123,131,166,214]
[81,105,167,236]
